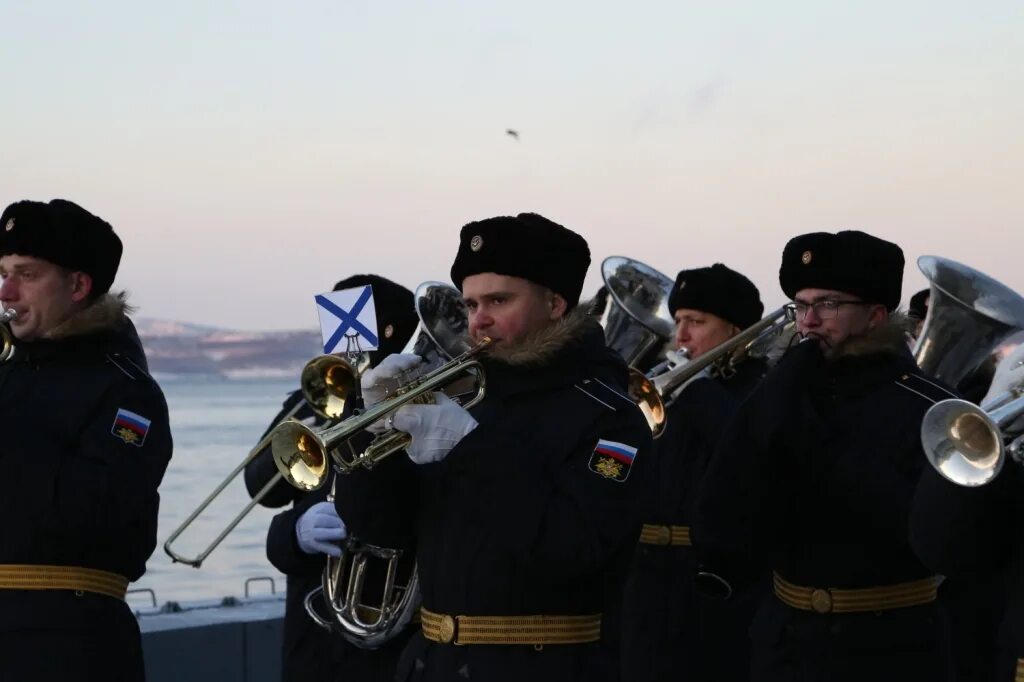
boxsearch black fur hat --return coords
[449,213,591,307]
[668,263,764,329]
[908,288,930,320]
[0,199,122,295]
[779,230,904,311]
[332,274,418,360]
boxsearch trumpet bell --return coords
[301,355,362,420]
[628,369,666,438]
[922,398,1004,487]
[271,421,330,491]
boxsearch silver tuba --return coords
[592,256,675,369]
[913,256,1024,393]
[303,281,474,647]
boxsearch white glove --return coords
[983,344,1024,407]
[295,501,347,557]
[392,392,478,465]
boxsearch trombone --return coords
[270,337,491,487]
[629,307,790,438]
[163,352,364,568]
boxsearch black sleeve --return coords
[52,378,173,580]
[266,485,332,577]
[909,463,1018,577]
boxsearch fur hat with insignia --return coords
[668,263,764,329]
[449,213,591,308]
[779,230,904,311]
[332,274,417,360]
[0,199,123,296]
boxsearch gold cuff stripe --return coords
[638,524,692,546]
[773,573,938,614]
[420,607,602,645]
[0,564,129,600]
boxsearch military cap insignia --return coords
[801,250,813,265]
[678,280,687,291]
[384,323,394,339]
[588,438,637,483]
[112,408,151,447]
[4,218,14,232]
[470,235,484,252]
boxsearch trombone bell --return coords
[271,422,330,491]
[922,398,1006,487]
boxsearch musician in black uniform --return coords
[621,263,768,682]
[910,354,1024,682]
[244,274,419,682]
[0,199,173,681]
[694,230,958,682]
[335,213,653,682]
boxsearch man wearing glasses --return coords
[693,230,957,682]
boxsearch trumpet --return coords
[0,308,17,363]
[630,307,790,437]
[163,352,363,567]
[270,337,491,486]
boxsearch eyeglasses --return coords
[784,299,872,321]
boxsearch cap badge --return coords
[384,324,394,339]
[801,250,813,265]
[4,218,14,232]
[678,280,687,291]
[470,235,484,252]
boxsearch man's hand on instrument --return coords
[392,392,478,465]
[295,501,347,557]
[361,354,427,433]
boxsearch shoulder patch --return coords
[112,408,152,446]
[894,373,958,405]
[574,377,634,412]
[588,438,638,483]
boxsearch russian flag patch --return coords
[588,438,638,483]
[112,408,151,447]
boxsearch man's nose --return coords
[0,278,16,303]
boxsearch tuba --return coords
[592,256,675,369]
[913,256,1024,394]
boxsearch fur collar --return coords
[43,291,133,341]
[485,306,595,367]
[829,312,914,360]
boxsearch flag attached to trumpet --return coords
[315,285,380,354]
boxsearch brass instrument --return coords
[162,352,365,567]
[271,337,490,484]
[593,256,675,368]
[913,256,1024,392]
[0,309,17,363]
[629,307,790,437]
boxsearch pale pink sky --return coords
[3,1,1021,330]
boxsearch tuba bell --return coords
[913,256,1024,394]
[592,256,675,370]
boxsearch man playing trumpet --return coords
[621,263,768,682]
[335,213,652,682]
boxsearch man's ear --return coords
[548,292,568,320]
[70,272,94,303]
[866,304,888,330]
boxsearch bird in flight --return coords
[506,129,520,141]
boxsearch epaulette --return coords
[893,372,957,405]
[573,376,635,412]
[105,352,150,381]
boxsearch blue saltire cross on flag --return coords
[314,285,380,353]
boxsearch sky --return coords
[2,1,1021,331]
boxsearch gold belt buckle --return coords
[810,588,833,614]
[656,526,672,545]
[438,614,458,644]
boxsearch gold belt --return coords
[639,524,692,546]
[1016,658,1023,682]
[0,564,129,600]
[773,572,938,614]
[420,607,602,646]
